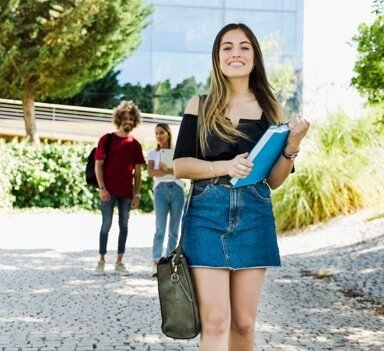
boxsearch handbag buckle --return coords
[171,272,180,283]
[171,259,180,283]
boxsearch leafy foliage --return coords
[122,76,207,115]
[261,32,299,117]
[7,140,98,209]
[272,112,384,232]
[1,139,154,212]
[351,0,384,129]
[0,140,16,207]
[0,0,153,100]
[0,0,153,141]
[352,14,384,105]
[121,81,154,114]
[46,70,123,108]
[1,110,383,230]
[152,77,207,116]
[47,64,297,117]
[269,63,297,112]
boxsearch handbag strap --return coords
[174,95,205,264]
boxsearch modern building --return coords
[117,0,304,87]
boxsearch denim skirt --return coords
[182,180,281,270]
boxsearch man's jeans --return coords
[152,182,185,261]
[99,196,132,255]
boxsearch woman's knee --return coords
[230,315,255,336]
[202,313,230,336]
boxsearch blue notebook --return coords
[230,124,290,188]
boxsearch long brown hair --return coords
[155,123,172,150]
[200,23,283,154]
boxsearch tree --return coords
[173,77,205,116]
[153,80,173,115]
[261,32,298,116]
[351,0,384,106]
[47,69,122,109]
[269,63,297,112]
[121,82,154,113]
[0,0,152,144]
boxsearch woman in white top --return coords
[147,123,185,276]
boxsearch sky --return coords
[303,0,376,119]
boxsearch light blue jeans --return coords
[152,182,185,261]
[99,196,132,255]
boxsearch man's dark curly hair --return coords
[112,100,141,128]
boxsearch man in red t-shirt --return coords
[93,100,146,276]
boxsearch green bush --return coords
[0,140,17,207]
[1,111,383,232]
[1,139,154,212]
[272,112,384,232]
[139,167,154,212]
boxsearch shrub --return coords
[2,139,154,212]
[0,140,16,207]
[1,111,383,232]
[273,112,384,232]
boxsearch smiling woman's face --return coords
[155,126,169,147]
[219,29,254,79]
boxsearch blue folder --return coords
[230,124,290,188]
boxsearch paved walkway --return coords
[0,208,383,350]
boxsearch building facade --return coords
[118,0,304,87]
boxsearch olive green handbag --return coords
[156,96,205,339]
[156,222,201,339]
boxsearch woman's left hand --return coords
[286,116,310,152]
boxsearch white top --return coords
[147,150,184,189]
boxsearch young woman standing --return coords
[147,123,185,277]
[173,23,310,350]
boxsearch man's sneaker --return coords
[115,262,129,276]
[94,261,106,276]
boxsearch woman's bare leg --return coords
[192,268,231,351]
[229,269,266,351]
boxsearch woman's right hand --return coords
[228,152,252,178]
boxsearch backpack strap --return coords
[104,133,113,161]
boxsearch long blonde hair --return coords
[199,23,283,155]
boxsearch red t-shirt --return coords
[95,133,146,198]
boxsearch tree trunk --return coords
[22,87,40,146]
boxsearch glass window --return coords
[151,6,223,52]
[225,0,299,11]
[225,11,297,51]
[117,51,152,85]
[154,0,223,8]
[118,1,303,87]
[152,52,211,85]
[136,26,151,51]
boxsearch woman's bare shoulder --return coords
[184,95,200,116]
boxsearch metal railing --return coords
[0,98,181,124]
[0,98,181,142]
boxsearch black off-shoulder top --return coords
[174,113,270,161]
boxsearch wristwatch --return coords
[282,149,299,160]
